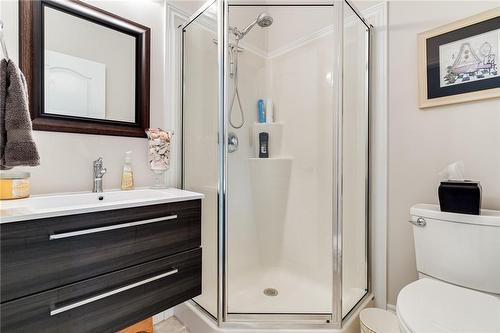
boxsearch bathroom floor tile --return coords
[154,317,190,333]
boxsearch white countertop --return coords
[0,188,204,224]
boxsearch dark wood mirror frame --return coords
[19,0,150,138]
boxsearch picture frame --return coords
[418,8,500,108]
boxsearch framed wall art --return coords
[418,8,500,108]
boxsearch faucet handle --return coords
[93,157,103,167]
[93,157,106,177]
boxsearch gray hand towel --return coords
[0,59,40,169]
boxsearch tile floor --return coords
[154,317,190,333]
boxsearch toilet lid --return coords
[397,278,500,333]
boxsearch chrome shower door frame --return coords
[218,0,228,327]
[337,0,373,325]
[179,0,220,324]
[220,0,340,328]
[179,0,373,329]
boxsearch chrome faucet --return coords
[92,157,107,193]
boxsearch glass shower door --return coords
[181,0,219,318]
[225,4,335,318]
[341,1,370,318]
[180,0,371,327]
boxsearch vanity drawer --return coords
[1,199,201,302]
[0,248,201,333]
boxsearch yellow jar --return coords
[0,172,31,200]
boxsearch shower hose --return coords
[229,39,245,129]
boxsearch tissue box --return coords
[438,180,481,215]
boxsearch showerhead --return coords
[256,12,273,28]
[235,12,273,39]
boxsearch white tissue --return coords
[439,161,465,180]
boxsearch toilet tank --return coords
[410,204,500,295]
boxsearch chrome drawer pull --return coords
[49,215,178,240]
[50,268,179,316]
[408,217,426,227]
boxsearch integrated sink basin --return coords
[0,188,203,223]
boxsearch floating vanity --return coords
[0,188,203,333]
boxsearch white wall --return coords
[1,0,168,194]
[387,1,500,305]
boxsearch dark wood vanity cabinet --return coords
[0,199,202,333]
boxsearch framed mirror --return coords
[19,0,150,137]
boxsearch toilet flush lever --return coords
[409,217,426,227]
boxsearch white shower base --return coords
[228,267,330,314]
[174,293,374,333]
[229,267,366,316]
[180,266,367,331]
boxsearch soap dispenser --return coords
[121,151,134,190]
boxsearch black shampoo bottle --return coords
[259,132,269,158]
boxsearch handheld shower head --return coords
[256,12,273,27]
[227,12,273,129]
[235,12,273,39]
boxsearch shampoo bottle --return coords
[258,99,266,123]
[265,99,274,123]
[121,151,134,190]
[259,132,269,158]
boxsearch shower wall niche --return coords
[181,0,370,328]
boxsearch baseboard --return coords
[153,308,175,325]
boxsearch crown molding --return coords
[267,24,334,59]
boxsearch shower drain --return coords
[263,288,278,296]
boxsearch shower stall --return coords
[179,0,371,329]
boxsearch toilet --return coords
[396,204,500,333]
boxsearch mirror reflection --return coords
[43,6,136,122]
